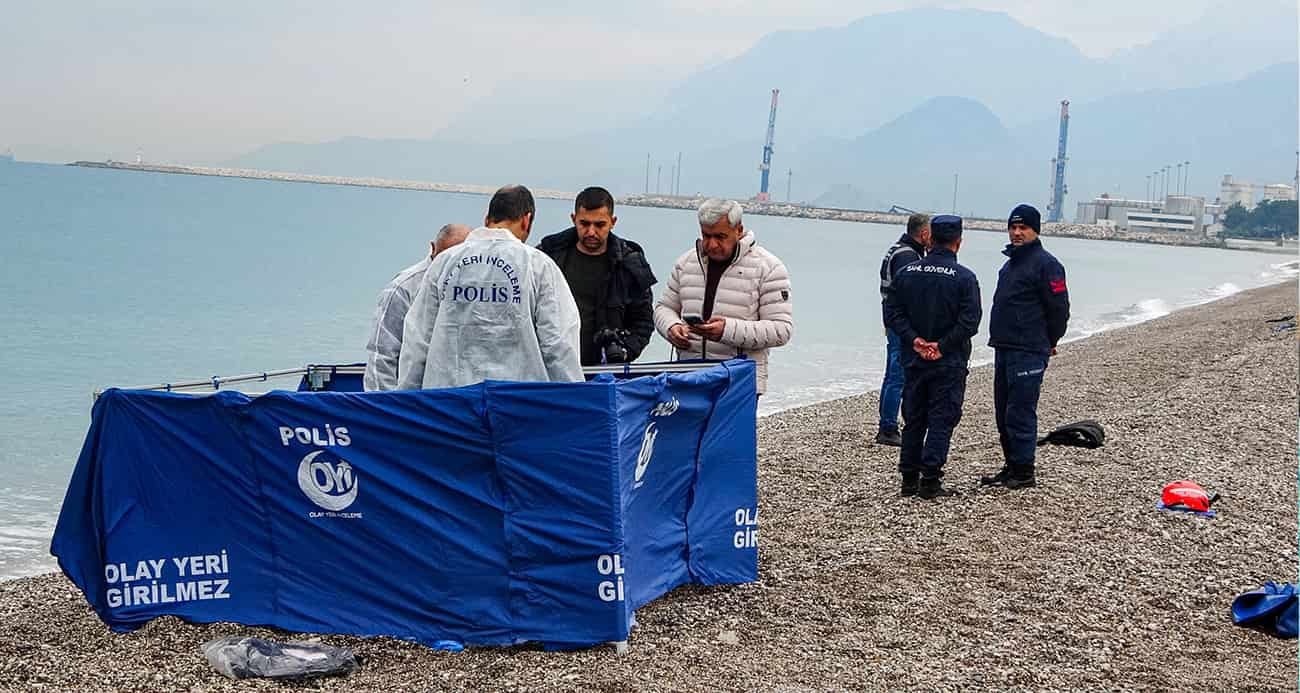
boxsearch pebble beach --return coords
[0,281,1296,692]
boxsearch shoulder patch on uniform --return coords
[1049,278,1067,294]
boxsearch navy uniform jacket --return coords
[883,247,982,369]
[988,239,1070,354]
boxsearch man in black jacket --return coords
[875,213,930,447]
[537,187,657,365]
[980,204,1070,490]
[884,215,982,499]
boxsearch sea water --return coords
[1,161,1294,579]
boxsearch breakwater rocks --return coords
[68,163,1285,253]
[621,194,1240,249]
[69,161,577,201]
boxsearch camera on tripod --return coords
[593,328,633,364]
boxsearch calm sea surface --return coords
[1,161,1294,579]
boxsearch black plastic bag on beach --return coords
[1036,420,1105,449]
[201,635,358,680]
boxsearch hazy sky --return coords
[0,0,1287,163]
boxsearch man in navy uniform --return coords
[980,204,1070,490]
[883,215,981,499]
[875,213,931,446]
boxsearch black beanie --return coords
[1008,204,1041,233]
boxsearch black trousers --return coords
[899,365,969,480]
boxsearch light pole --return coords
[675,152,682,196]
[1175,163,1183,197]
[1182,160,1190,195]
[1146,174,1151,202]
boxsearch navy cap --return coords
[930,214,963,244]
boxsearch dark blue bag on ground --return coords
[1231,582,1298,638]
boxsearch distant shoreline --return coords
[622,194,1298,254]
[68,160,578,201]
[67,161,1296,255]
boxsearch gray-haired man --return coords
[363,223,470,391]
[654,198,794,396]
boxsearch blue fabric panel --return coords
[241,386,516,644]
[687,359,760,584]
[51,361,759,649]
[51,389,277,632]
[484,380,626,646]
[617,371,726,611]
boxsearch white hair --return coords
[697,198,743,227]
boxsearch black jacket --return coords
[884,247,982,369]
[537,228,657,363]
[878,233,926,300]
[988,239,1070,354]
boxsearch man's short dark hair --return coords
[487,185,535,224]
[575,186,614,214]
[906,213,931,238]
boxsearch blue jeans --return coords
[878,329,905,432]
[994,349,1049,474]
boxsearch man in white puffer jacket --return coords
[654,198,794,394]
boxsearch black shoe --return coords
[875,429,902,447]
[980,467,1011,486]
[918,477,959,499]
[1005,474,1036,490]
[901,474,920,497]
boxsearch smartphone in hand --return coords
[683,314,703,326]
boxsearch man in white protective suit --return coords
[363,223,470,391]
[396,185,584,389]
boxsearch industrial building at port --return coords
[1076,175,1297,237]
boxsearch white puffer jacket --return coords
[653,231,793,393]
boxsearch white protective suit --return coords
[396,226,584,389]
[363,255,431,391]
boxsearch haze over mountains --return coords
[230,5,1299,218]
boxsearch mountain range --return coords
[229,6,1299,218]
